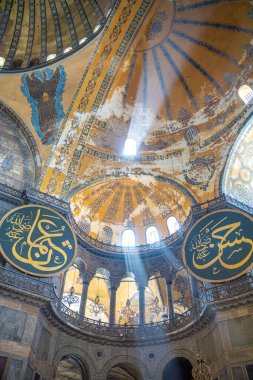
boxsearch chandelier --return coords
[118,299,138,324]
[88,295,106,319]
[192,352,211,380]
[88,277,106,319]
[148,296,167,318]
[62,286,79,307]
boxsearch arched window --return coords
[0,57,5,68]
[123,138,137,156]
[238,85,253,104]
[146,226,160,244]
[93,24,101,33]
[46,53,56,61]
[167,216,180,235]
[122,229,135,247]
[63,46,72,54]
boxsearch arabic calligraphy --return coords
[0,205,77,276]
[183,210,253,282]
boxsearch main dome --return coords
[0,0,112,71]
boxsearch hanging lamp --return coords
[62,267,79,307]
[88,277,106,319]
[118,280,138,324]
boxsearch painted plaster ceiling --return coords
[0,0,113,70]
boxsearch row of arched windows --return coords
[122,216,180,247]
[78,216,180,247]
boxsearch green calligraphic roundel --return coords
[0,205,77,277]
[183,209,253,282]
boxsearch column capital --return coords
[110,280,120,291]
[137,281,148,291]
[80,270,94,285]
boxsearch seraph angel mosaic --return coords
[21,66,66,145]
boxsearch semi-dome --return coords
[0,0,112,71]
[70,175,193,253]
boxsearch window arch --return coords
[123,138,137,156]
[167,216,180,235]
[146,226,160,244]
[238,85,253,104]
[122,229,136,247]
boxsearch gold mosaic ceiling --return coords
[0,0,112,70]
[0,0,253,252]
[70,176,192,248]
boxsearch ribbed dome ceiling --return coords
[0,0,113,71]
[70,175,193,252]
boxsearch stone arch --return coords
[101,355,149,380]
[0,101,41,186]
[162,357,193,380]
[53,346,96,380]
[156,349,195,380]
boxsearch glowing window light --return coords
[146,226,160,244]
[238,85,253,104]
[167,216,180,235]
[123,138,137,156]
[0,57,5,68]
[93,24,101,33]
[122,229,135,247]
[79,37,87,45]
[47,53,56,61]
[63,46,72,54]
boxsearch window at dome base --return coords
[93,24,101,33]
[0,57,5,68]
[63,47,73,54]
[122,229,136,247]
[47,53,56,61]
[238,85,253,104]
[146,226,160,244]
[79,37,87,45]
[167,216,180,235]
[123,138,137,156]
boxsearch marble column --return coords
[59,271,67,300]
[166,281,175,319]
[109,284,117,325]
[189,274,199,301]
[138,285,146,325]
[79,279,90,317]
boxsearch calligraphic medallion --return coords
[0,205,77,277]
[183,209,253,282]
